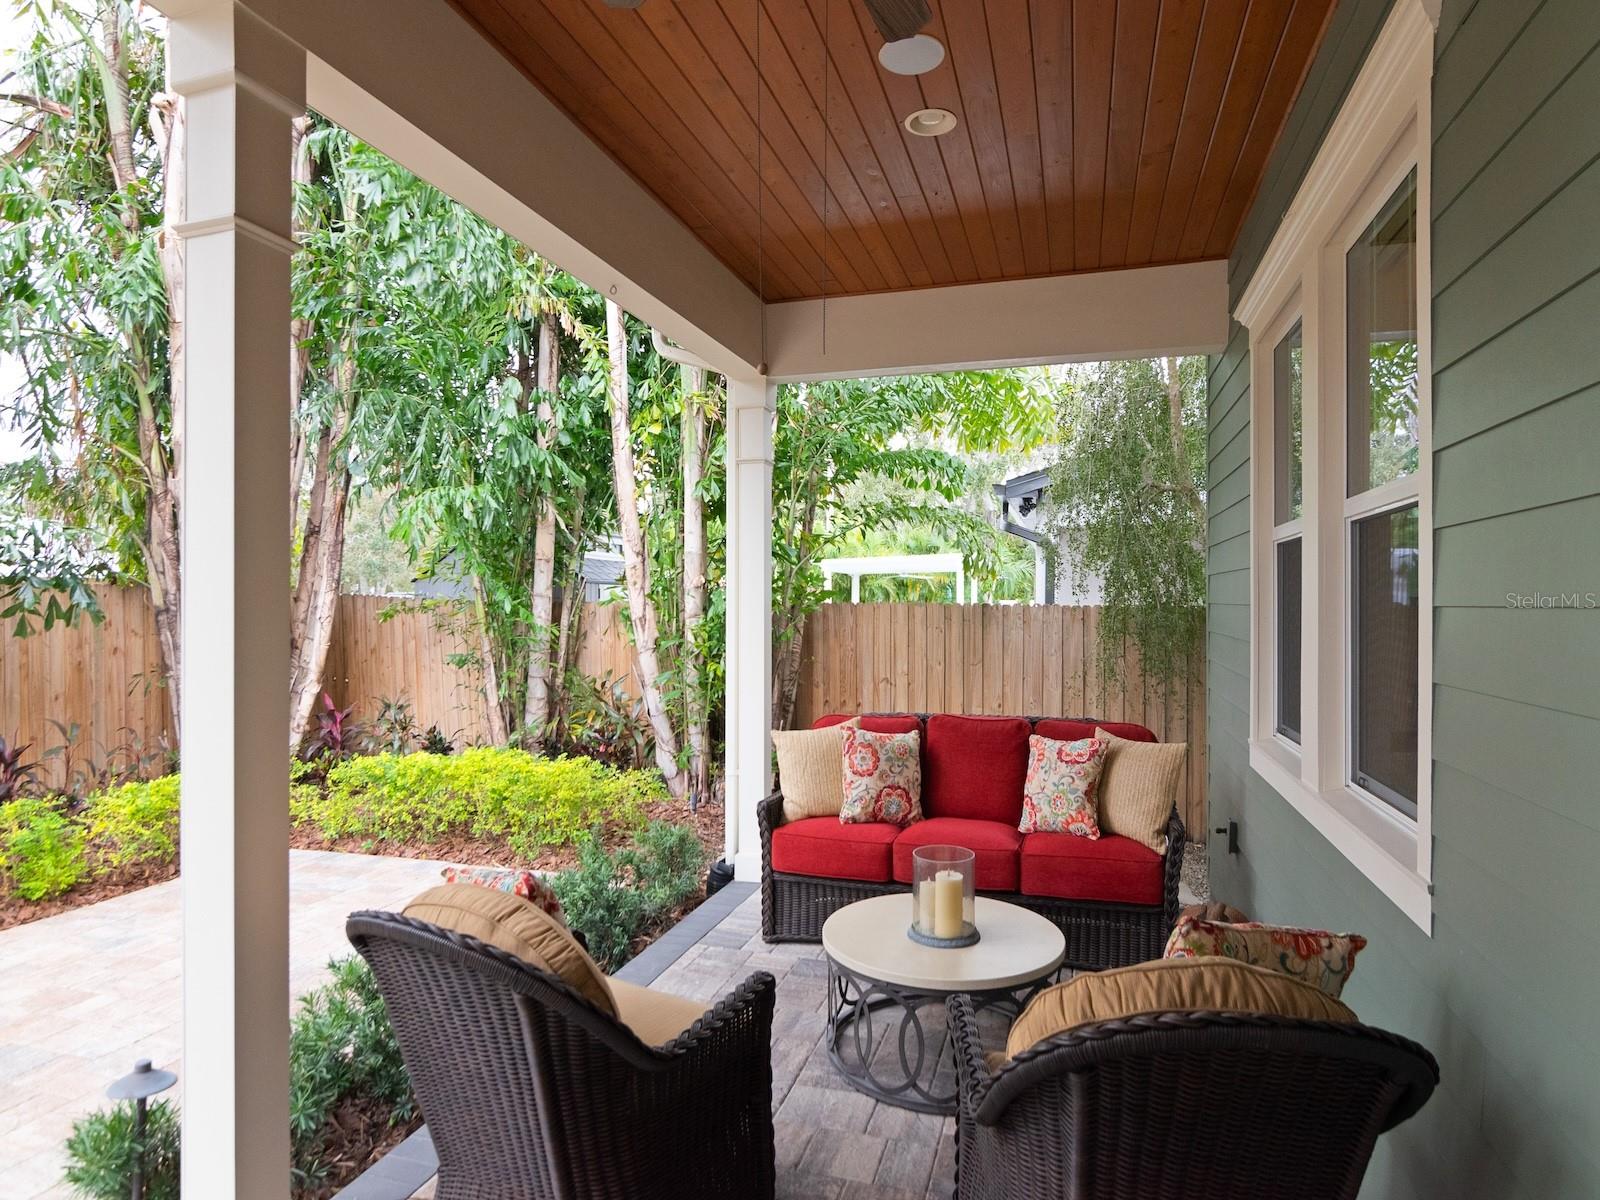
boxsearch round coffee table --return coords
[822,894,1066,1114]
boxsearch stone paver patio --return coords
[0,850,451,1200]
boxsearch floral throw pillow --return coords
[1020,734,1107,836]
[839,725,923,827]
[1164,917,1366,999]
[441,865,566,925]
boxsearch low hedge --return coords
[0,775,180,901]
[292,748,664,857]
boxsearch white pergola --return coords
[152,0,1228,1191]
[821,553,967,604]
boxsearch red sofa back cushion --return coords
[1033,718,1158,744]
[924,714,1031,823]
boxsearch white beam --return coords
[183,0,767,377]
[762,261,1230,381]
[725,378,775,881]
[168,3,299,1196]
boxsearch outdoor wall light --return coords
[878,33,945,76]
[904,107,958,137]
[107,1058,178,1200]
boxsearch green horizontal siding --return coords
[1207,0,1600,1195]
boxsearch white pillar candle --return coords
[933,869,965,939]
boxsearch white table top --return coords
[821,894,1066,992]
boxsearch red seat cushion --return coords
[1020,832,1164,905]
[923,714,1031,823]
[1034,719,1158,744]
[892,818,1023,892]
[770,817,899,883]
[813,712,923,736]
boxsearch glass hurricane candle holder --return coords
[909,845,979,948]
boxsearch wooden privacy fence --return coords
[793,603,1207,839]
[0,587,641,784]
[1,590,1207,837]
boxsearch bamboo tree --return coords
[0,1,182,732]
[604,300,684,796]
[680,362,710,807]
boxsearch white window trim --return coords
[1237,0,1436,933]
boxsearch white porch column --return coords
[169,5,302,1196]
[725,377,776,881]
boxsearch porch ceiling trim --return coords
[762,260,1231,382]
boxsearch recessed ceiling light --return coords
[878,34,945,76]
[904,107,958,137]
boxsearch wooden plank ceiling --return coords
[447,0,1337,301]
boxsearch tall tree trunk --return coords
[287,356,354,750]
[288,115,314,533]
[772,609,809,733]
[1164,356,1204,520]
[122,14,181,736]
[472,574,511,744]
[522,311,560,747]
[679,363,710,807]
[551,490,587,726]
[604,300,685,796]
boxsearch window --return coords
[1346,173,1421,817]
[1235,0,1434,931]
[1273,322,1304,744]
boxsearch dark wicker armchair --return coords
[947,994,1439,1200]
[347,910,777,1200]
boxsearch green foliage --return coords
[81,775,180,869]
[0,796,86,900]
[1042,358,1207,697]
[1,3,173,593]
[289,955,413,1190]
[64,1099,181,1200]
[294,748,662,858]
[549,820,705,972]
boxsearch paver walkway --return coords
[0,850,450,1200]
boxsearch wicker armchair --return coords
[947,994,1439,1200]
[347,910,777,1200]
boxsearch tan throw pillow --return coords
[1095,727,1186,853]
[774,722,851,821]
[1004,956,1356,1059]
[404,882,614,1016]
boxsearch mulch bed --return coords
[0,858,180,932]
[296,1096,426,1200]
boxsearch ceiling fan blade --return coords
[863,0,932,43]
[602,0,646,8]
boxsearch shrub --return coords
[0,796,86,900]
[550,820,706,972]
[82,775,181,870]
[64,1099,181,1200]
[289,955,413,1191]
[298,748,663,858]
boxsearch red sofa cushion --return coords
[1019,831,1164,905]
[892,818,1023,892]
[813,712,923,736]
[1033,718,1158,744]
[770,817,899,883]
[923,714,1031,823]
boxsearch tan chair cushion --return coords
[775,722,852,821]
[607,977,709,1047]
[1004,956,1357,1059]
[1095,728,1187,853]
[403,883,614,1016]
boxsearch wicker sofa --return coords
[760,712,1184,970]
